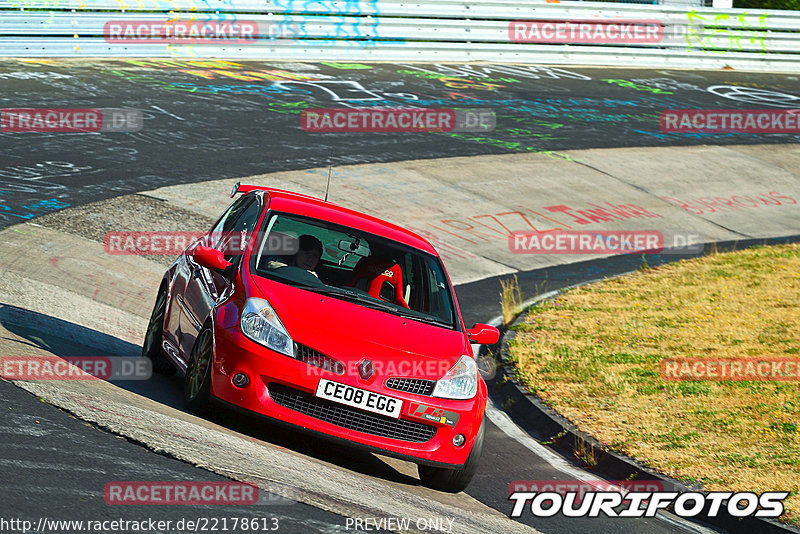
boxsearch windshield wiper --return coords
[308,285,366,301]
[325,288,452,327]
[390,309,452,328]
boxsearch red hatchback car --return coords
[142,184,499,492]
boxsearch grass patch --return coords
[508,243,800,524]
[500,274,522,326]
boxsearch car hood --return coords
[250,275,466,374]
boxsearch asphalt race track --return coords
[0,379,356,533]
[1,59,799,227]
[1,59,800,534]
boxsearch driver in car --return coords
[267,234,323,275]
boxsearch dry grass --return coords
[574,435,599,469]
[500,274,523,326]
[508,243,800,524]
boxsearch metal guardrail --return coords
[0,0,798,71]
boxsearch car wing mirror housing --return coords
[467,323,500,345]
[193,245,234,276]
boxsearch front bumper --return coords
[209,320,486,467]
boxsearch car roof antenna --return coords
[324,162,333,202]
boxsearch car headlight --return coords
[432,355,478,400]
[240,298,294,357]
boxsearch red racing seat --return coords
[348,257,410,309]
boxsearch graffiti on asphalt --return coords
[707,85,800,108]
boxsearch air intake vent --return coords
[268,383,437,443]
[385,377,436,396]
[295,343,345,375]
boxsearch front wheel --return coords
[418,419,485,493]
[184,325,214,413]
[142,284,175,376]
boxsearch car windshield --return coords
[251,211,457,329]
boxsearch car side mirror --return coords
[467,323,500,345]
[193,245,233,275]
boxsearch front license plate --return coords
[315,379,402,418]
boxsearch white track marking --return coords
[485,399,719,533]
[151,105,185,121]
[483,284,720,533]
[485,399,603,482]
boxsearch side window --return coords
[210,195,261,262]
[422,259,453,324]
[209,198,244,244]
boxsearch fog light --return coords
[453,434,466,447]
[232,373,249,388]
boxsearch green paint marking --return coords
[601,79,673,95]
[267,101,312,114]
[321,62,373,70]
[686,10,768,54]
[445,133,578,162]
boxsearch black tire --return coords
[142,283,176,376]
[418,418,485,493]
[184,325,213,413]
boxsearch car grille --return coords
[385,377,436,396]
[267,383,437,443]
[295,343,345,375]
